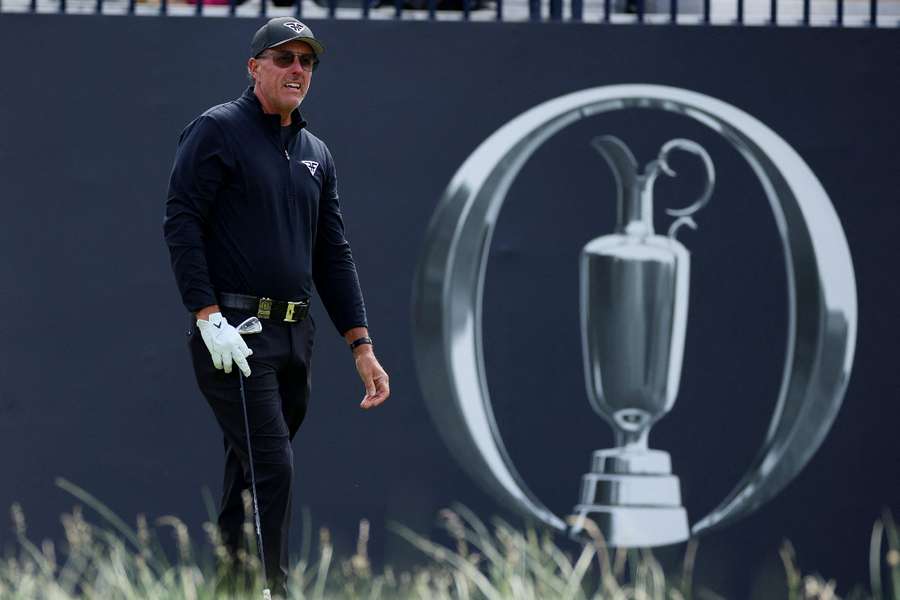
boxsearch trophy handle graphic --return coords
[655,139,715,238]
[411,85,857,538]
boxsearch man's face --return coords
[249,40,316,117]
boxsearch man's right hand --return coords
[196,312,253,377]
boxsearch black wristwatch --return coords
[349,336,373,351]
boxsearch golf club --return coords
[236,317,271,600]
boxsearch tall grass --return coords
[0,479,896,599]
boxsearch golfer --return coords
[163,17,389,596]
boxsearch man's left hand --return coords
[354,347,389,409]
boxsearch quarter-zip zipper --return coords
[284,142,294,202]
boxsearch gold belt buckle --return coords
[284,301,298,323]
[257,297,273,320]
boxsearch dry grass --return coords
[0,479,896,599]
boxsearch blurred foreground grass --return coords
[1,479,897,599]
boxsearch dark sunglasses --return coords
[262,50,319,72]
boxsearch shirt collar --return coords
[241,85,308,134]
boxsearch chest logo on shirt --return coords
[301,160,319,176]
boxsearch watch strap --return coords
[349,336,374,351]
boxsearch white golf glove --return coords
[196,312,253,377]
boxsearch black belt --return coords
[219,293,309,323]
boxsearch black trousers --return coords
[187,308,315,595]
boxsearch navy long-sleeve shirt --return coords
[164,86,367,334]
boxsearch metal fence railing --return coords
[1,0,897,26]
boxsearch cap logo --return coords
[283,21,306,34]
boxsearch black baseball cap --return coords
[250,17,325,58]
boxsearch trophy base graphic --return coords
[570,448,689,547]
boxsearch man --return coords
[163,17,389,595]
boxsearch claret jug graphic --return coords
[573,136,714,546]
[412,85,857,548]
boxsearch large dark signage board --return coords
[0,14,897,595]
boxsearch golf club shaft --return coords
[239,372,271,599]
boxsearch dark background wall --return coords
[0,14,897,598]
